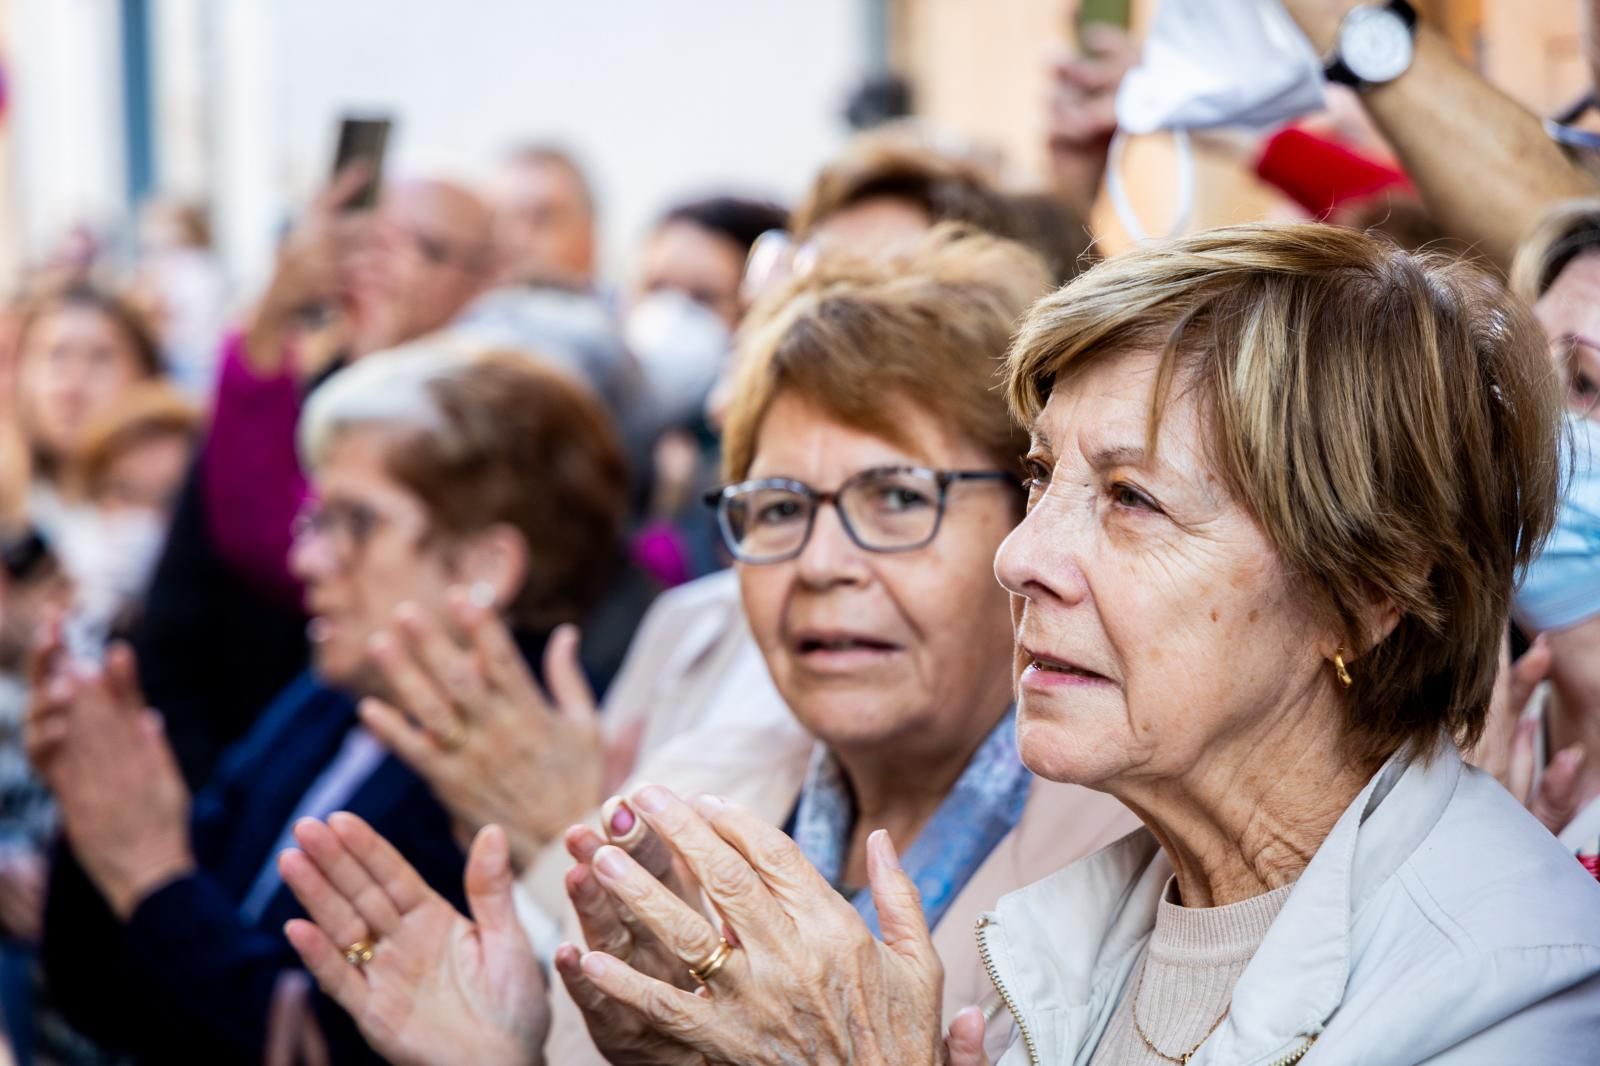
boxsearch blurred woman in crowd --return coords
[627,194,788,586]
[270,227,1138,1064]
[1503,414,1600,862]
[546,224,1600,1065]
[1513,198,1600,423]
[11,285,164,538]
[54,381,200,653]
[26,346,627,1065]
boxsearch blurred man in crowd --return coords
[489,145,598,291]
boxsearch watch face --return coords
[1342,6,1414,84]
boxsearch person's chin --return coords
[309,643,365,692]
[1014,694,1121,787]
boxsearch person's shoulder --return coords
[1398,764,1600,956]
[649,569,741,614]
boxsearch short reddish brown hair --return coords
[790,128,1016,244]
[722,225,1053,486]
[303,348,627,630]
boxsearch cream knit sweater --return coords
[1088,879,1294,1065]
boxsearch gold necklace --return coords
[1128,954,1232,1065]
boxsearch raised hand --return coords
[280,814,548,1066]
[569,785,947,1066]
[25,639,193,919]
[361,591,602,870]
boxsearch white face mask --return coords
[624,290,731,428]
[56,507,168,635]
[1108,0,1326,241]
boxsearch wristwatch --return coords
[1323,0,1419,91]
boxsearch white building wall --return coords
[9,0,127,266]
[200,0,865,294]
[6,1,866,293]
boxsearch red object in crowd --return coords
[1254,126,1412,219]
[1580,852,1600,884]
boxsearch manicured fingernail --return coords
[581,952,611,979]
[693,794,726,817]
[633,785,667,815]
[609,801,635,837]
[594,846,628,879]
[468,582,496,608]
[1560,744,1587,769]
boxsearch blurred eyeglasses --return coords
[292,499,398,566]
[705,465,1013,564]
[1546,93,1600,154]
[1552,334,1600,417]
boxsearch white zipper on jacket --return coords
[975,914,1041,1066]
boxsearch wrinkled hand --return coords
[362,593,601,871]
[1047,24,1137,148]
[25,636,192,919]
[280,814,548,1066]
[556,809,710,1066]
[570,785,946,1066]
[1046,23,1139,215]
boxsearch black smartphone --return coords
[331,115,392,211]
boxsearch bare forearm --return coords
[1286,1,1597,268]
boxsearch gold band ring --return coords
[688,937,734,986]
[434,721,467,752]
[343,940,375,968]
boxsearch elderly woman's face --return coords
[737,392,1018,761]
[289,428,465,694]
[994,349,1330,790]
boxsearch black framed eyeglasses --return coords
[292,499,398,567]
[703,466,1014,564]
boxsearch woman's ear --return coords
[457,523,529,614]
[1349,587,1403,661]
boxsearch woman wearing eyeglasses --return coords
[269,227,1136,1065]
[26,347,627,1065]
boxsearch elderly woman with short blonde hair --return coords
[551,223,1600,1065]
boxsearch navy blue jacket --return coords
[41,672,468,1064]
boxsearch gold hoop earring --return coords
[1333,647,1353,689]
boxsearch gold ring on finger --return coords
[343,939,375,968]
[688,937,734,987]
[434,721,466,752]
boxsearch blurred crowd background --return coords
[0,1,1596,1063]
